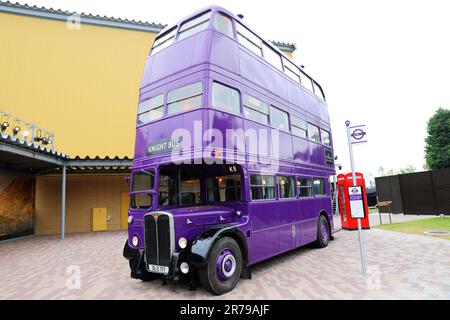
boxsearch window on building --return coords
[283,58,301,83]
[313,82,325,100]
[178,11,212,40]
[167,82,203,115]
[213,13,233,37]
[321,129,331,146]
[236,22,262,56]
[313,178,327,196]
[243,94,269,124]
[278,176,295,199]
[291,115,308,138]
[206,175,242,203]
[307,123,320,143]
[297,178,313,197]
[262,43,283,71]
[150,27,177,56]
[270,106,289,132]
[250,175,275,200]
[212,82,240,115]
[137,94,164,125]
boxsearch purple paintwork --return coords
[215,248,235,281]
[127,5,335,267]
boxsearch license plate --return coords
[148,264,169,274]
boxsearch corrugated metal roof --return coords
[0,132,68,159]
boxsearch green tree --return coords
[399,165,416,174]
[425,108,450,169]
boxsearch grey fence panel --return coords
[399,171,437,215]
[375,168,450,216]
[431,168,450,215]
[375,175,403,213]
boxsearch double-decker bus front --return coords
[123,6,335,295]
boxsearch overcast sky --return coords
[15,0,450,178]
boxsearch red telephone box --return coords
[337,172,370,230]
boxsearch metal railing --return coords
[0,109,55,151]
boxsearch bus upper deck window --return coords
[269,106,289,132]
[214,13,233,38]
[167,82,203,116]
[321,129,331,146]
[178,11,212,41]
[212,82,240,115]
[243,94,269,124]
[313,82,325,100]
[291,116,307,138]
[262,43,283,71]
[300,72,314,92]
[307,123,321,143]
[137,94,164,125]
[150,27,176,56]
[236,22,262,56]
[283,58,301,84]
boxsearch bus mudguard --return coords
[188,225,248,269]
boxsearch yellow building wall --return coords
[0,12,157,158]
[0,12,294,158]
[34,174,129,235]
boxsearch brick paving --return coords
[0,215,449,299]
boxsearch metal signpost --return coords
[345,120,367,275]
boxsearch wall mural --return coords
[0,173,34,240]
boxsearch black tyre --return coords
[198,237,242,295]
[314,215,330,248]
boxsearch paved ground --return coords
[0,215,449,299]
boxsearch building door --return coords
[121,192,129,229]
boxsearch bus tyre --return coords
[198,237,242,295]
[314,215,330,248]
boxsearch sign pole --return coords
[345,120,367,275]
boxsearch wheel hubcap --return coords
[215,249,236,281]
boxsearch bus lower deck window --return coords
[206,175,242,203]
[250,175,275,200]
[130,193,153,209]
[313,178,326,196]
[278,176,295,198]
[298,178,313,197]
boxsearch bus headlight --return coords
[128,215,134,224]
[180,262,189,274]
[178,237,187,249]
[132,235,139,247]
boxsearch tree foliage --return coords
[425,108,450,169]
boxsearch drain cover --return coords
[424,230,450,236]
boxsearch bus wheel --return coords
[314,215,330,248]
[198,237,242,295]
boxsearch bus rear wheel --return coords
[198,237,242,295]
[314,215,330,248]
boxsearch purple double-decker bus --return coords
[123,5,335,295]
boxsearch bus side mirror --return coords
[125,176,130,184]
